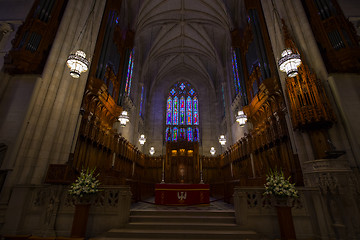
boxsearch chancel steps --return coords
[93,209,262,240]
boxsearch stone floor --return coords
[131,197,234,211]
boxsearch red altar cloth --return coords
[155,183,210,205]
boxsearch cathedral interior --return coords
[0,0,359,239]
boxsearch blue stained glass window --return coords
[166,127,171,141]
[186,96,192,125]
[180,83,185,90]
[194,127,199,141]
[125,49,134,96]
[165,82,199,142]
[180,97,185,125]
[139,86,144,116]
[232,49,240,95]
[193,97,199,125]
[180,128,186,140]
[187,127,193,141]
[173,127,178,141]
[173,96,179,125]
[166,97,172,125]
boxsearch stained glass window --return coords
[166,127,171,141]
[187,127,193,141]
[139,86,144,117]
[180,128,186,140]
[172,127,178,141]
[232,48,241,95]
[125,49,134,96]
[165,81,200,142]
[180,97,185,125]
[186,96,192,125]
[193,96,199,125]
[173,96,179,125]
[166,97,172,125]
[194,127,199,141]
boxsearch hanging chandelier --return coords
[118,111,129,127]
[236,110,247,126]
[66,50,90,78]
[139,134,146,145]
[210,147,216,155]
[149,147,155,155]
[278,49,302,78]
[219,135,226,146]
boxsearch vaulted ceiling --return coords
[120,0,246,92]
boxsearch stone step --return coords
[94,204,262,239]
[129,214,236,224]
[130,209,235,217]
[102,228,259,239]
[126,222,241,231]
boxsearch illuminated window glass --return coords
[180,97,185,125]
[186,96,192,125]
[139,86,144,117]
[165,82,200,142]
[173,127,178,141]
[232,49,241,95]
[194,127,199,142]
[193,96,199,125]
[180,128,186,140]
[173,96,179,125]
[166,127,171,141]
[125,49,134,96]
[187,127,193,141]
[166,97,172,125]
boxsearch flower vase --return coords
[71,202,91,237]
[273,197,296,240]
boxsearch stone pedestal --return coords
[276,205,296,240]
[71,204,91,237]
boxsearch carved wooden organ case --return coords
[228,0,303,185]
[73,0,136,172]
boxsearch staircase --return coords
[93,205,262,240]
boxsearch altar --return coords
[155,183,210,205]
[155,142,209,205]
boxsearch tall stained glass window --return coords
[231,48,241,95]
[139,86,144,117]
[125,49,134,96]
[165,81,200,142]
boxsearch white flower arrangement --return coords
[264,169,298,198]
[69,168,100,198]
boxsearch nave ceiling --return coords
[119,0,246,95]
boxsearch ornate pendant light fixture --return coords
[118,110,129,127]
[271,0,302,78]
[139,134,146,145]
[66,0,96,78]
[278,49,301,77]
[210,147,216,155]
[149,147,155,155]
[236,110,247,126]
[66,50,90,78]
[219,135,226,146]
